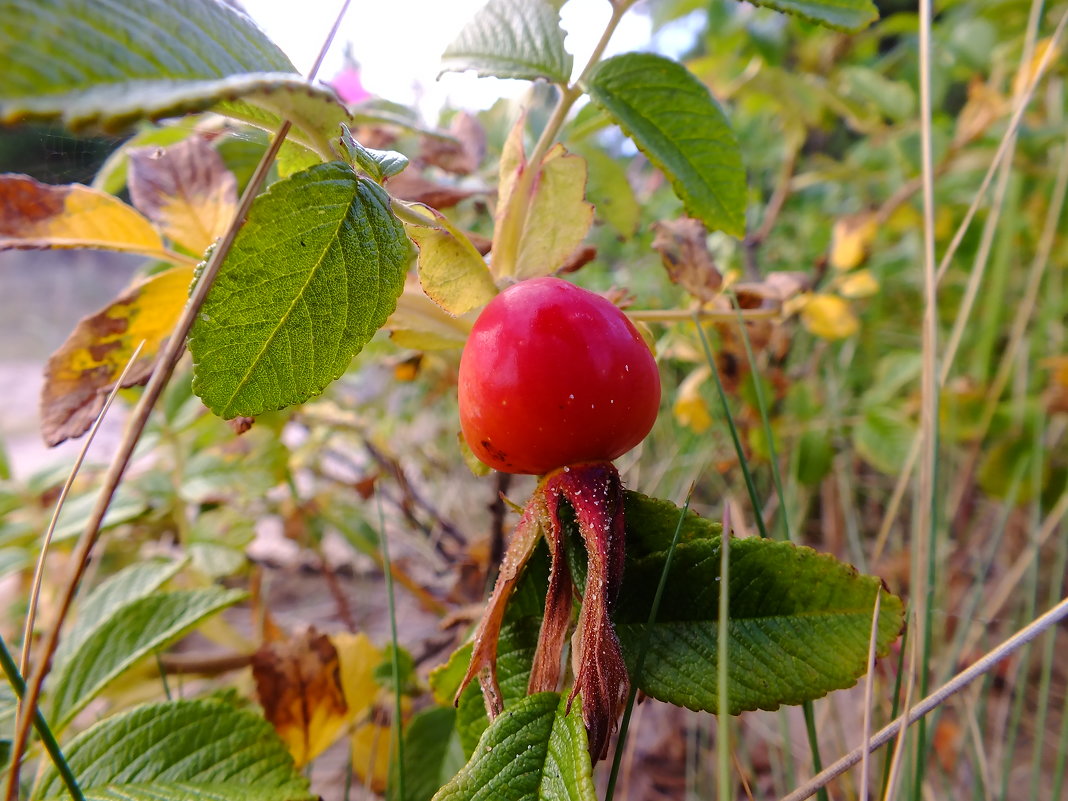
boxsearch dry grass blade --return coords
[858,591,881,801]
[2,2,356,797]
[779,597,1068,801]
[869,5,1068,565]
[955,490,1068,664]
[881,619,917,801]
[18,339,146,676]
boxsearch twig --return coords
[157,650,253,676]
[3,2,354,795]
[19,340,145,676]
[0,636,83,801]
[779,596,1068,801]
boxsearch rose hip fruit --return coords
[458,276,661,474]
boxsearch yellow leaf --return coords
[1013,37,1061,97]
[251,628,351,768]
[0,174,164,254]
[404,205,497,316]
[351,719,393,794]
[673,366,712,434]
[829,212,877,270]
[385,276,472,350]
[836,268,880,298]
[128,135,237,254]
[490,115,594,279]
[41,265,194,446]
[801,293,860,340]
[513,144,594,280]
[333,631,383,720]
[954,78,1005,145]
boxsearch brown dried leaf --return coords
[128,135,237,255]
[734,271,809,309]
[41,265,194,446]
[252,627,349,768]
[421,111,486,175]
[651,217,722,302]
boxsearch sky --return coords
[241,0,657,121]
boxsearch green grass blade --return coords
[0,635,84,801]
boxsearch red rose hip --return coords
[458,276,661,474]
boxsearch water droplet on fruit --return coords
[569,393,575,399]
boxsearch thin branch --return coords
[779,596,1068,801]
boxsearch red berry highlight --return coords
[458,276,661,474]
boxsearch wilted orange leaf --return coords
[128,135,237,255]
[41,265,194,446]
[651,217,722,302]
[0,174,163,255]
[801,293,860,340]
[252,628,361,768]
[829,212,877,270]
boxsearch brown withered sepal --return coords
[456,461,629,760]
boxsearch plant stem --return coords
[0,636,83,801]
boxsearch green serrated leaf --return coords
[587,53,746,237]
[440,0,573,83]
[1,0,347,155]
[47,782,306,801]
[35,698,312,801]
[749,0,878,33]
[340,125,409,182]
[49,588,246,728]
[614,531,903,714]
[622,490,722,560]
[52,557,186,669]
[190,162,411,418]
[397,706,465,801]
[432,693,595,801]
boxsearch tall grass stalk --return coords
[781,597,1068,801]
[718,526,731,801]
[605,489,693,801]
[719,308,831,801]
[914,0,942,794]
